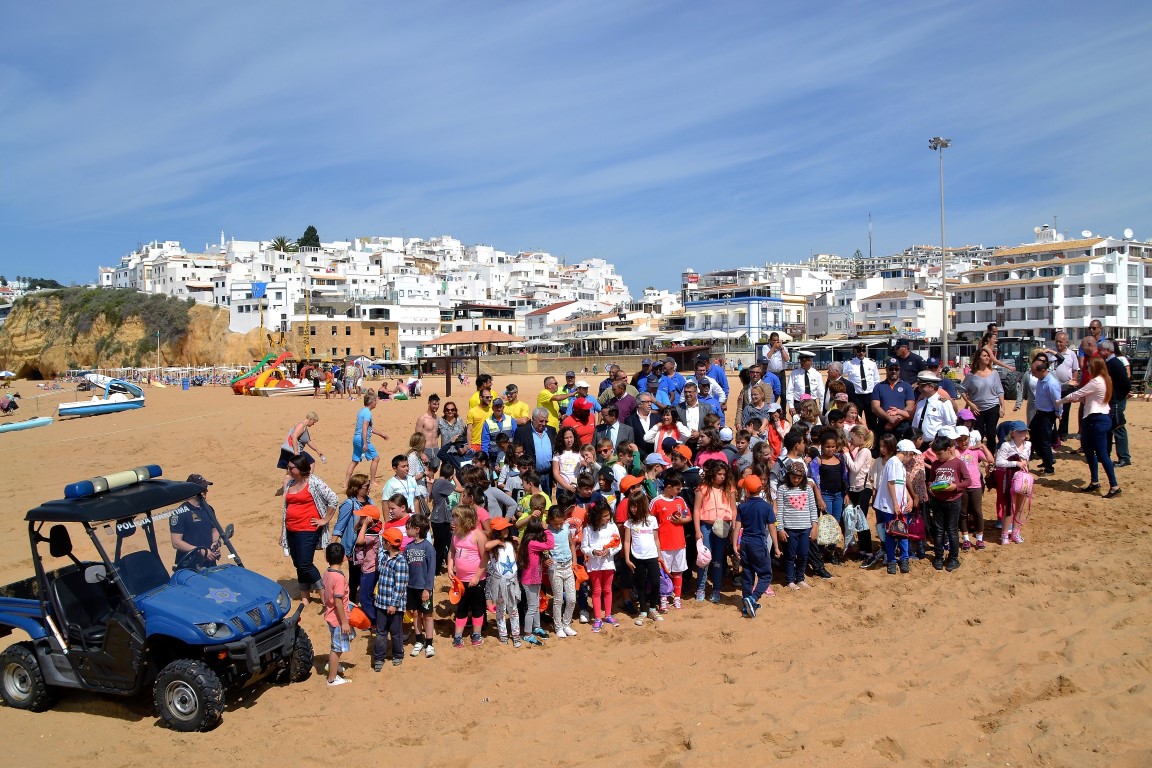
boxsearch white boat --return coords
[58,379,145,417]
[254,380,315,397]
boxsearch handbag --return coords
[348,605,372,630]
[711,519,731,538]
[905,510,926,541]
[816,513,843,547]
[885,513,912,539]
[1012,470,1034,497]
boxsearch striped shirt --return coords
[374,550,409,610]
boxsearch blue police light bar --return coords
[64,465,163,499]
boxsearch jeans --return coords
[373,610,404,662]
[1082,413,1118,488]
[740,539,773,599]
[696,523,730,597]
[359,571,378,625]
[929,497,961,562]
[535,471,553,498]
[783,529,810,584]
[878,514,910,563]
[1108,400,1130,462]
[821,492,844,523]
[549,561,576,628]
[1030,410,1057,469]
[285,529,322,591]
[975,404,1002,454]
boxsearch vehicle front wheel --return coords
[0,642,54,712]
[153,659,224,732]
[287,627,313,683]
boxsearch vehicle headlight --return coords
[196,621,232,639]
[276,589,291,613]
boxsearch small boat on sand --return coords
[0,416,52,433]
[58,379,145,418]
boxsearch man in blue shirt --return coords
[706,354,731,402]
[1028,357,1061,474]
[871,359,916,445]
[658,358,686,407]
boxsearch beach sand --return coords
[0,376,1150,767]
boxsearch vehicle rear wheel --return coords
[0,642,53,712]
[153,659,224,732]
[287,627,314,683]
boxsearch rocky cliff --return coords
[0,295,266,378]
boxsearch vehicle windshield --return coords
[90,504,234,596]
[1136,338,1152,356]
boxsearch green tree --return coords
[269,236,297,253]
[297,225,320,250]
[0,275,6,286]
[851,249,866,279]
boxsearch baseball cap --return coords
[938,425,958,439]
[573,399,592,412]
[641,358,652,365]
[661,436,679,453]
[719,427,734,442]
[894,339,910,349]
[490,517,512,531]
[355,504,382,520]
[491,398,504,407]
[381,528,403,547]
[575,380,590,388]
[896,439,921,454]
[644,452,671,467]
[927,357,941,367]
[756,356,769,365]
[187,473,213,489]
[955,426,970,437]
[1007,420,1030,433]
[797,350,815,358]
[646,376,660,388]
[834,392,850,402]
[886,358,900,369]
[565,370,576,377]
[739,475,763,494]
[970,429,983,443]
[918,372,941,383]
[673,444,693,461]
[799,393,814,401]
[958,408,975,420]
[619,475,643,493]
[766,402,781,413]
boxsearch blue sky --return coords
[2,1,1150,292]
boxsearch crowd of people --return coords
[271,323,1134,684]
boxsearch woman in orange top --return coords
[279,454,340,605]
[692,458,736,604]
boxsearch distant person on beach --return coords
[279,411,327,470]
[346,390,390,484]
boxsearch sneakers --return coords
[497,634,509,644]
[1001,535,1010,546]
[945,558,961,572]
[563,625,577,637]
[524,635,542,646]
[425,645,435,658]
[672,596,682,610]
[592,620,603,633]
[554,627,567,639]
[532,628,549,639]
[961,540,972,551]
[512,636,522,649]
[471,633,483,646]
[327,676,352,686]
[861,552,881,569]
[634,616,645,626]
[410,642,424,657]
[816,569,833,580]
[742,596,757,618]
[323,662,346,677]
[392,659,402,666]
[694,590,706,603]
[648,609,664,622]
[933,558,944,571]
[659,595,669,612]
[372,660,384,672]
[886,562,898,575]
[452,636,464,649]
[709,593,721,604]
[578,611,590,624]
[975,540,986,550]
[603,616,620,627]
[898,558,910,574]
[1011,532,1025,544]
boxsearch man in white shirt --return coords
[911,373,956,449]
[765,333,790,393]
[691,360,727,406]
[1046,331,1080,442]
[843,343,881,435]
[676,381,716,437]
[787,351,824,415]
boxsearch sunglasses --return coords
[598,448,613,454]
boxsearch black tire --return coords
[0,642,53,712]
[153,659,224,732]
[287,627,313,683]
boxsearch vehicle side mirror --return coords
[224,524,235,539]
[84,564,108,584]
[48,525,73,558]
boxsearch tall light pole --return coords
[929,136,952,367]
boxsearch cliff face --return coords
[0,297,266,377]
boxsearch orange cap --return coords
[381,528,403,547]
[674,444,693,461]
[620,475,643,493]
[739,475,763,494]
[355,504,382,520]
[490,517,512,531]
[449,577,465,604]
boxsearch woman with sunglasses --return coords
[437,400,466,450]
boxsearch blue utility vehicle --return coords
[0,466,312,731]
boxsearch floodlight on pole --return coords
[928,137,952,366]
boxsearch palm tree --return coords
[269,236,297,253]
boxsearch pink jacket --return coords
[520,530,555,586]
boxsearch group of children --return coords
[316,398,1038,687]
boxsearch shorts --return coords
[352,440,378,462]
[660,548,688,573]
[329,624,355,654]
[406,587,432,612]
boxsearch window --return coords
[331,348,337,356]
[384,327,389,336]
[914,300,923,308]
[369,327,375,336]
[345,326,351,336]
[900,301,907,310]
[346,348,351,356]
[331,326,337,336]
[310,326,316,335]
[370,347,376,357]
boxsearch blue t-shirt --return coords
[404,538,436,591]
[659,372,686,406]
[354,407,373,445]
[761,371,782,399]
[872,380,915,412]
[736,497,775,541]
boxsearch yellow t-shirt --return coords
[537,389,563,429]
[504,400,531,424]
[469,390,483,410]
[466,404,491,446]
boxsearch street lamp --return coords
[929,136,952,366]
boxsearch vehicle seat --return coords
[52,568,117,648]
[116,551,170,596]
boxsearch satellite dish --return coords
[1034,226,1042,234]
[1081,230,1093,238]
[1124,228,1134,239]
[1055,233,1065,242]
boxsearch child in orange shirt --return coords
[321,543,353,686]
[650,471,690,610]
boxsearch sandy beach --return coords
[1,374,1150,767]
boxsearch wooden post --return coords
[445,355,453,397]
